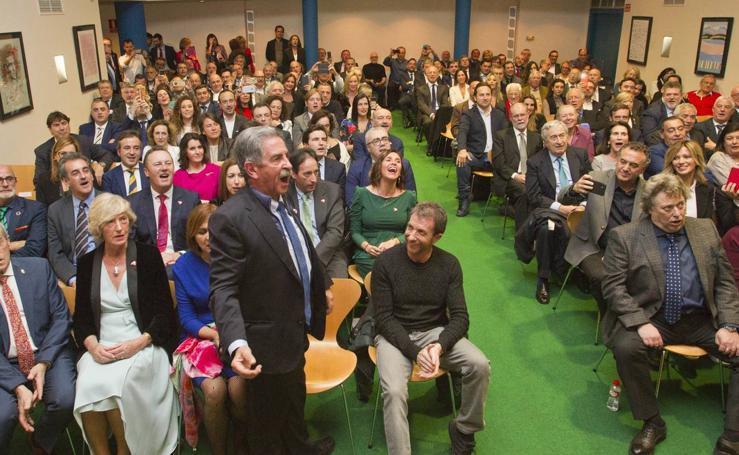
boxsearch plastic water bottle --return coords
[607,379,621,411]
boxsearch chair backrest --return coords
[364,272,372,297]
[12,164,35,199]
[60,284,75,315]
[567,209,585,232]
[324,278,361,342]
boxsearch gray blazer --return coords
[561,170,645,267]
[601,217,739,346]
[47,192,102,284]
[291,112,340,148]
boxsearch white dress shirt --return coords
[477,105,493,154]
[0,261,38,358]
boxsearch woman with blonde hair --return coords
[661,139,714,219]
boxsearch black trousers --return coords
[245,359,317,454]
[580,252,606,315]
[611,311,739,432]
[505,179,528,230]
[534,222,568,280]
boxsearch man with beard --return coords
[0,165,46,257]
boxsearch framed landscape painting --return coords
[694,17,733,78]
[0,31,33,120]
[73,24,102,91]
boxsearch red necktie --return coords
[157,194,169,252]
[0,276,35,375]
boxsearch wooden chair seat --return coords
[664,345,708,358]
[305,339,358,394]
[347,264,364,285]
[472,170,493,178]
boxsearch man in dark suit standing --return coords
[103,38,122,93]
[559,143,648,315]
[47,153,100,286]
[218,89,249,141]
[397,58,418,127]
[0,166,46,257]
[287,149,347,278]
[102,131,149,198]
[209,126,335,454]
[641,80,683,144]
[493,102,543,228]
[524,120,591,304]
[97,80,123,112]
[149,33,176,71]
[78,98,124,155]
[415,65,451,145]
[601,173,739,455]
[302,125,346,197]
[265,25,289,71]
[33,112,113,188]
[0,224,76,455]
[455,83,507,217]
[128,148,199,269]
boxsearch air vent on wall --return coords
[664,0,685,5]
[38,0,64,15]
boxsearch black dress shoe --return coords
[314,436,336,455]
[456,199,470,217]
[535,281,550,304]
[629,421,666,455]
[448,421,475,455]
[715,436,739,455]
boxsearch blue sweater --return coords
[172,251,212,338]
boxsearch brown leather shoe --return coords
[715,436,739,455]
[629,421,666,455]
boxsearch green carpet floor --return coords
[13,111,727,454]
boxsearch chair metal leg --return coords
[480,191,494,221]
[592,347,609,373]
[66,428,78,455]
[340,384,357,455]
[552,266,575,311]
[656,350,668,399]
[594,311,602,345]
[501,197,510,240]
[447,373,458,418]
[368,386,382,448]
[720,362,727,413]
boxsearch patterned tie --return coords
[127,168,138,195]
[0,206,7,230]
[663,234,683,324]
[300,194,319,247]
[518,132,528,174]
[277,202,312,324]
[74,201,91,260]
[94,126,104,144]
[555,157,568,189]
[0,276,35,375]
[431,83,438,113]
[717,124,725,137]
[157,194,168,253]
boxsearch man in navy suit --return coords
[0,166,46,258]
[0,223,76,455]
[455,83,507,216]
[195,85,221,117]
[78,98,124,155]
[102,130,149,198]
[149,33,176,71]
[302,125,346,197]
[352,108,405,161]
[641,81,683,144]
[346,127,416,205]
[128,148,200,269]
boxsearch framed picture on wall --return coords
[0,31,33,120]
[72,24,102,91]
[694,17,733,78]
[627,16,652,65]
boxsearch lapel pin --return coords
[393,207,398,212]
[20,269,26,274]
[292,208,298,214]
[320,198,326,204]
[177,200,183,205]
[16,211,21,216]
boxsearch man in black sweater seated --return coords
[373,202,490,455]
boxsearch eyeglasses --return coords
[368,137,390,146]
[0,176,17,184]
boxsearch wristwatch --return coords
[724,326,738,333]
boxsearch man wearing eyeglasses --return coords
[0,166,47,258]
[345,128,416,205]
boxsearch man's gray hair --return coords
[640,173,690,213]
[58,152,90,180]
[231,126,285,168]
[365,127,388,144]
[674,102,696,116]
[716,95,736,110]
[541,120,567,142]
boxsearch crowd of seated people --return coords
[2,23,739,455]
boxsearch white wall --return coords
[517,0,590,62]
[0,0,105,165]
[615,0,739,96]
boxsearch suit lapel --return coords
[639,219,665,300]
[604,171,616,222]
[63,197,76,253]
[684,219,711,298]
[115,167,126,197]
[313,184,327,236]
[566,149,582,182]
[5,197,21,235]
[245,191,301,282]
[12,262,35,343]
[632,178,645,220]
[542,153,556,194]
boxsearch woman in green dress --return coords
[350,149,417,277]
